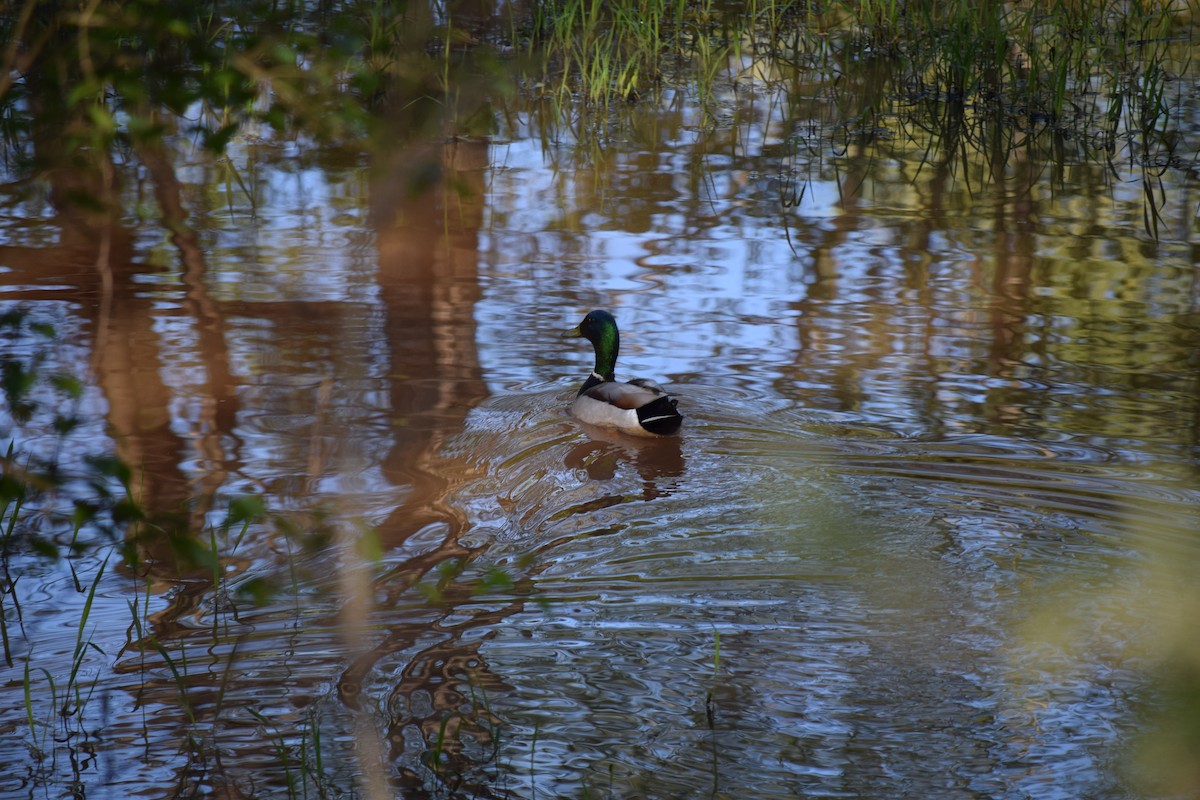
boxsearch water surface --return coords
[2,40,1200,800]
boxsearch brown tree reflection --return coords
[335,130,501,789]
[0,77,239,563]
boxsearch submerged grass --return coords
[63,553,107,717]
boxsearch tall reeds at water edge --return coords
[530,0,1185,103]
[524,0,1194,233]
[527,0,1193,117]
[2,0,1192,179]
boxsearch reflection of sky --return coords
[184,159,378,305]
[480,138,845,390]
[473,74,1200,450]
[5,96,1195,456]
[479,134,977,407]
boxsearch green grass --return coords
[2,0,1192,229]
[520,0,1194,164]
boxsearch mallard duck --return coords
[562,310,683,437]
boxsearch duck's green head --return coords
[563,309,619,380]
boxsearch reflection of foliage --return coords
[3,0,1192,232]
[827,0,1192,233]
[523,0,1195,232]
[525,0,1192,119]
[0,0,482,172]
[0,309,125,563]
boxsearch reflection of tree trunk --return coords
[136,130,241,521]
[986,107,1035,430]
[11,72,240,569]
[19,56,202,552]
[0,207,198,566]
[372,137,491,550]
[386,602,519,799]
[337,134,498,788]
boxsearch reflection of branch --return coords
[135,127,241,504]
[388,623,516,800]
[338,539,481,711]
[91,201,113,375]
[135,133,207,279]
[91,137,116,377]
[0,0,42,101]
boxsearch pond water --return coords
[2,36,1200,800]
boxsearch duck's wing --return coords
[625,378,667,393]
[582,379,668,410]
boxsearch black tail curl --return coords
[636,395,683,436]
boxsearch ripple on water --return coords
[426,378,1200,798]
[2,362,1189,799]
